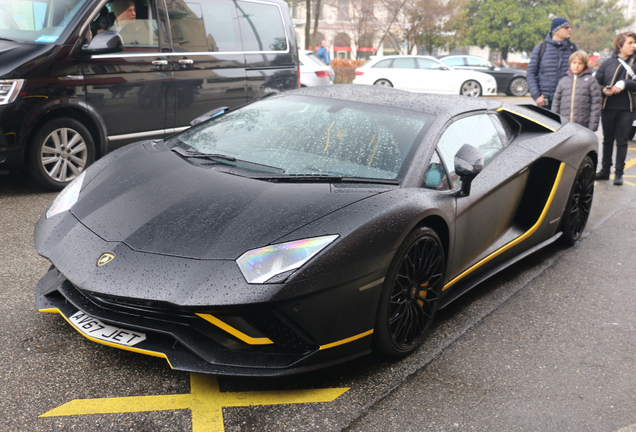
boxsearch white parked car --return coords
[353,55,497,97]
[299,50,334,87]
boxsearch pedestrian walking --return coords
[527,17,578,110]
[552,51,602,132]
[594,32,636,186]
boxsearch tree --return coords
[389,0,463,56]
[460,0,575,60]
[569,0,632,53]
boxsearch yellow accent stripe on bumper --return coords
[196,313,274,345]
[39,308,171,364]
[443,162,565,291]
[319,329,374,350]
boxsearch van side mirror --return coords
[454,144,484,197]
[82,32,124,56]
[190,106,229,126]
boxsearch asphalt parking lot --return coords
[2,101,636,432]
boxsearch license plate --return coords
[69,311,146,347]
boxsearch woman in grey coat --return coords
[552,51,602,132]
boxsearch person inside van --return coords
[111,0,136,31]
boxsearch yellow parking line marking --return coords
[40,373,348,431]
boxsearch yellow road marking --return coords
[40,373,349,432]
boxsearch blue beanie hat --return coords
[551,17,570,33]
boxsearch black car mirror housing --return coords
[454,144,484,197]
[82,32,124,56]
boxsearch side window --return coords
[423,149,450,190]
[437,114,504,187]
[372,59,393,68]
[167,0,242,52]
[392,57,415,69]
[466,57,490,68]
[108,0,160,51]
[442,57,464,67]
[415,58,436,70]
[236,1,288,52]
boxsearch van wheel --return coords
[27,118,95,191]
[373,227,445,357]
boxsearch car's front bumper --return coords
[35,264,378,376]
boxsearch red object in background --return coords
[589,55,600,63]
[315,70,331,77]
[357,47,376,52]
[334,46,352,52]
[355,71,364,76]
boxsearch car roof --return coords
[279,84,503,118]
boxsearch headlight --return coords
[0,79,25,105]
[45,171,86,218]
[236,235,339,283]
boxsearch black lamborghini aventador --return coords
[34,85,598,376]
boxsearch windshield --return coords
[0,0,90,43]
[168,96,432,180]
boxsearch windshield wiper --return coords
[252,174,399,185]
[172,147,285,173]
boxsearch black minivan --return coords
[0,0,299,190]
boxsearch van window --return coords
[167,0,242,52]
[0,0,91,43]
[236,1,287,52]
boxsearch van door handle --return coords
[178,58,194,68]
[151,59,168,69]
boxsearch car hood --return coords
[0,40,57,77]
[71,143,385,260]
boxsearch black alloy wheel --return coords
[561,155,595,245]
[374,227,445,357]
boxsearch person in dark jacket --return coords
[552,51,602,131]
[527,17,577,110]
[595,32,636,185]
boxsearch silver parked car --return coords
[299,50,334,87]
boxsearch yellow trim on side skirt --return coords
[196,313,274,345]
[39,308,172,365]
[443,162,565,291]
[319,329,374,350]
[496,107,556,132]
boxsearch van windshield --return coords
[0,0,90,43]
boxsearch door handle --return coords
[151,59,168,69]
[178,58,194,68]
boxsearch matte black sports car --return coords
[34,85,597,376]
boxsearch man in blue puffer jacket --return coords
[527,17,578,110]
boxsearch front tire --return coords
[561,155,595,245]
[374,227,445,357]
[373,79,393,87]
[460,80,481,97]
[507,77,528,97]
[27,118,95,191]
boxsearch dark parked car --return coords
[441,55,528,97]
[0,0,298,191]
[35,85,597,376]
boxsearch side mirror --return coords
[82,32,124,56]
[454,144,484,197]
[190,106,229,126]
